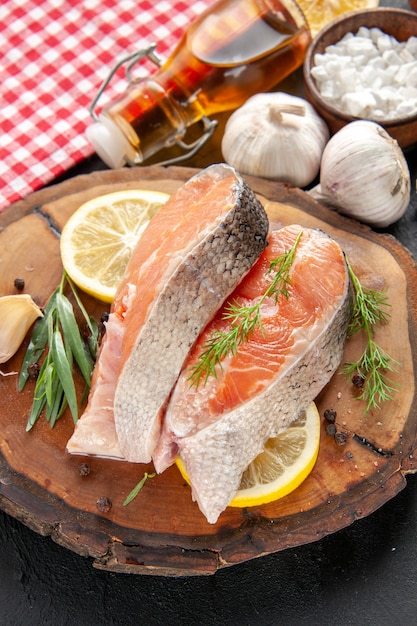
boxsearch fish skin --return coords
[113,165,269,463]
[153,226,352,524]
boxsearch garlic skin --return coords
[312,120,410,228]
[221,92,329,187]
[0,294,43,363]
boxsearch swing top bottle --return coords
[87,0,311,168]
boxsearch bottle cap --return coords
[86,116,131,169]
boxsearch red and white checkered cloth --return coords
[0,0,215,211]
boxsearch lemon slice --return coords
[176,401,321,509]
[298,0,380,38]
[60,189,169,302]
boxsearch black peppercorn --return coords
[96,496,112,513]
[78,463,90,477]
[326,423,337,436]
[27,362,40,379]
[14,277,25,291]
[324,408,337,423]
[352,374,365,388]
[335,432,348,446]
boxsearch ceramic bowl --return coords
[303,8,417,149]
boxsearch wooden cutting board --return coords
[1,165,416,576]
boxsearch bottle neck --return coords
[102,77,204,165]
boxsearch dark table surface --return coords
[2,1,417,624]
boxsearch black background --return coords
[2,1,417,624]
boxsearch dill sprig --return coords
[19,271,99,430]
[342,258,399,412]
[188,232,303,388]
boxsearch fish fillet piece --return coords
[153,225,352,524]
[67,164,269,461]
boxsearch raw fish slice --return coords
[67,164,269,461]
[65,307,124,458]
[153,225,351,524]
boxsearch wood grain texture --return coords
[0,165,416,576]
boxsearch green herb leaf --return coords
[26,393,47,432]
[342,258,399,412]
[56,292,93,386]
[47,376,67,428]
[44,361,56,409]
[66,274,99,360]
[122,472,156,506]
[188,232,303,388]
[26,357,49,431]
[51,328,78,423]
[346,265,391,338]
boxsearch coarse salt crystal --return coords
[368,27,383,43]
[372,108,385,119]
[406,66,417,87]
[383,64,399,79]
[345,37,378,57]
[313,52,327,67]
[356,26,371,37]
[368,73,384,92]
[376,33,397,53]
[317,81,334,100]
[395,62,417,86]
[339,67,357,91]
[382,49,404,65]
[369,56,387,71]
[360,65,377,87]
[400,85,417,98]
[405,36,417,55]
[341,91,377,117]
[400,48,415,63]
[397,101,417,117]
[325,59,345,77]
[310,64,328,81]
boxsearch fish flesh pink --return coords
[152,225,352,524]
[67,164,269,461]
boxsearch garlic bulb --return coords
[0,294,43,363]
[311,120,410,228]
[221,92,329,187]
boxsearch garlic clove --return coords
[0,294,43,363]
[314,120,410,228]
[221,92,329,188]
